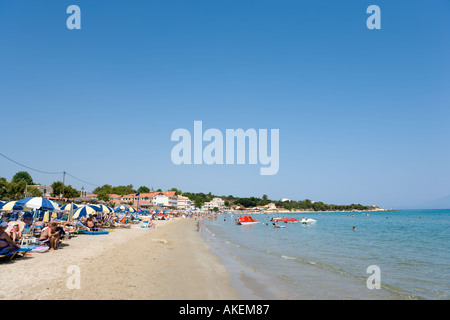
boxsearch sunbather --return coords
[86,217,99,230]
[22,215,33,234]
[0,221,20,252]
[39,222,60,251]
[7,223,22,243]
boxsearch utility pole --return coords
[62,171,66,199]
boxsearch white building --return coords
[177,195,192,210]
[152,191,178,207]
[34,185,52,197]
[202,197,225,211]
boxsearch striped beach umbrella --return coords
[115,205,129,211]
[60,203,79,211]
[72,205,100,219]
[0,201,23,211]
[16,197,60,212]
[43,211,50,223]
[96,204,114,213]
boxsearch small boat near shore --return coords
[300,218,317,224]
[236,216,259,225]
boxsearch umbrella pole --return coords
[69,203,73,222]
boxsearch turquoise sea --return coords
[200,209,450,300]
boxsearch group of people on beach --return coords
[0,210,147,256]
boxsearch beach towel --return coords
[31,246,49,253]
[83,231,109,235]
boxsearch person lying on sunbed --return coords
[71,220,90,231]
[0,221,21,252]
[7,223,22,243]
[39,222,60,251]
[86,217,100,230]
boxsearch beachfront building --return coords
[32,185,52,197]
[86,194,98,201]
[202,197,225,211]
[152,191,178,208]
[177,195,192,210]
[266,202,277,210]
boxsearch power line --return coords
[0,153,100,188]
[65,172,99,187]
[0,153,63,175]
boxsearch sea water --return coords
[199,209,450,300]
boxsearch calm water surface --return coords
[200,209,450,300]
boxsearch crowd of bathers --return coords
[0,210,143,255]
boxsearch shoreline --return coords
[0,218,241,300]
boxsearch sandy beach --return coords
[0,218,241,300]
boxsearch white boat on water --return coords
[300,218,317,224]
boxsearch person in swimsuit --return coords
[39,222,60,251]
[0,221,20,252]
[7,223,22,242]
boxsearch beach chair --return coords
[0,248,32,261]
[20,222,40,246]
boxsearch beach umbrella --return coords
[115,205,129,212]
[43,211,50,223]
[16,197,60,212]
[0,201,24,211]
[60,203,79,211]
[127,206,136,213]
[96,204,114,213]
[72,205,100,219]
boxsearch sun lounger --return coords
[0,248,32,261]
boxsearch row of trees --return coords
[1,171,372,211]
[92,184,172,202]
[0,177,43,201]
[177,191,371,211]
[0,172,81,201]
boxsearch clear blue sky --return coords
[1,0,449,208]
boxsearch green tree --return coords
[7,180,26,200]
[194,197,205,209]
[111,185,135,195]
[0,177,8,200]
[27,186,44,197]
[51,181,80,198]
[12,171,34,185]
[137,186,150,193]
[97,190,110,202]
[93,184,112,195]
[170,187,182,195]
